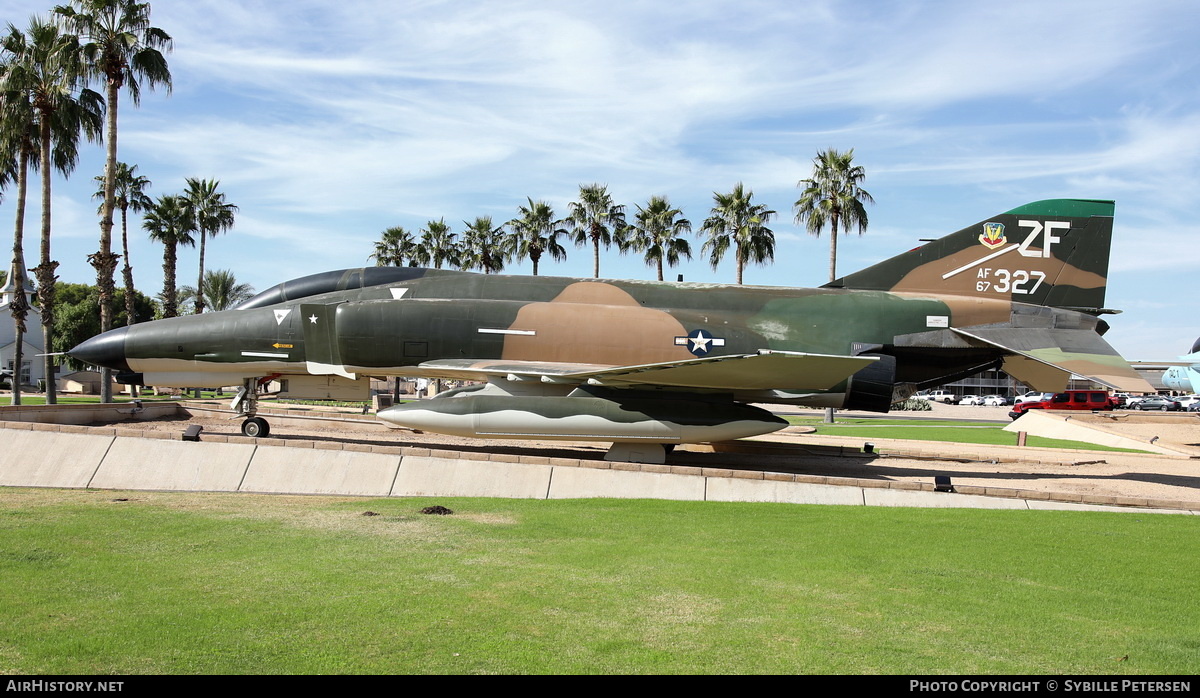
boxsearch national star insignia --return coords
[308,314,319,324]
[674,329,726,357]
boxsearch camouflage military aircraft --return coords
[69,198,1151,463]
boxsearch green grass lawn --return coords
[787,416,1001,427]
[786,416,1145,452]
[0,490,1196,674]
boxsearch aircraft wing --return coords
[952,327,1154,393]
[419,351,879,391]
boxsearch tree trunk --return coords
[11,326,23,403]
[195,233,207,313]
[37,117,56,404]
[121,206,139,397]
[163,241,177,318]
[121,206,135,325]
[9,148,29,406]
[94,80,121,404]
[592,237,600,278]
[828,216,840,283]
[824,215,841,424]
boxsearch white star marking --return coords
[308,314,319,324]
[674,329,726,356]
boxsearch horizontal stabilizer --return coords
[953,327,1153,393]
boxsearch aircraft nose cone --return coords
[69,327,132,373]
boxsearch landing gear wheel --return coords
[242,417,270,438]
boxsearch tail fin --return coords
[827,199,1115,312]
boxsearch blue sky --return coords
[3,0,1198,361]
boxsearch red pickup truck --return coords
[1008,390,1117,419]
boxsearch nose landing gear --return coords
[231,377,273,438]
[241,415,270,438]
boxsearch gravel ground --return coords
[126,399,1200,508]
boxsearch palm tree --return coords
[566,183,626,278]
[700,183,776,285]
[180,268,253,312]
[413,218,459,269]
[93,162,151,325]
[142,193,193,318]
[183,177,237,314]
[369,226,415,267]
[627,196,692,281]
[56,0,170,403]
[460,216,511,274]
[1,17,103,403]
[508,198,566,276]
[0,58,38,406]
[793,148,874,283]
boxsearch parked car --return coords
[959,395,983,405]
[1135,396,1183,411]
[1174,395,1200,410]
[1014,391,1054,405]
[922,390,959,404]
[1009,390,1117,419]
[1123,394,1148,408]
[982,395,1008,406]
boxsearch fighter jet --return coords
[69,198,1151,463]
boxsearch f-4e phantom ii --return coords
[70,198,1152,463]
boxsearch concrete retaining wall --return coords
[90,438,257,492]
[0,429,114,488]
[394,456,552,499]
[243,446,402,496]
[1,422,1195,514]
[0,401,183,425]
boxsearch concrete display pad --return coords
[546,466,706,501]
[1002,410,1197,456]
[89,438,257,492]
[0,430,114,489]
[394,456,553,499]
[242,446,402,496]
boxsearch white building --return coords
[1,266,44,389]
